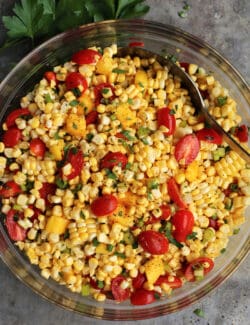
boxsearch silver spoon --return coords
[117,47,250,163]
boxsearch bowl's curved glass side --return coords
[0,19,249,320]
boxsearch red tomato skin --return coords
[179,62,189,72]
[2,127,22,147]
[155,275,183,288]
[132,272,146,289]
[65,149,84,180]
[138,230,169,255]
[172,210,194,242]
[157,107,176,136]
[65,72,87,94]
[174,134,200,166]
[30,138,46,158]
[130,288,155,305]
[209,218,219,230]
[5,209,26,241]
[167,177,187,209]
[100,152,128,170]
[85,111,98,125]
[128,41,145,47]
[0,181,22,198]
[39,182,56,203]
[235,124,248,142]
[146,205,171,224]
[44,71,57,83]
[196,128,223,145]
[29,205,41,222]
[72,49,102,65]
[5,108,30,128]
[94,83,115,105]
[91,194,118,217]
[111,275,130,302]
[185,257,214,282]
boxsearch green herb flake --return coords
[217,96,228,106]
[92,238,99,247]
[167,54,178,63]
[127,98,134,105]
[72,122,78,129]
[112,68,127,74]
[147,179,159,190]
[86,133,94,142]
[69,99,79,106]
[56,178,68,189]
[114,252,126,259]
[233,228,240,235]
[110,114,117,121]
[63,229,70,240]
[138,81,144,88]
[53,132,62,140]
[72,183,82,194]
[137,126,150,138]
[120,130,136,141]
[72,88,81,97]
[97,280,104,289]
[101,88,109,95]
[141,138,149,145]
[80,211,86,219]
[105,169,118,180]
[169,109,176,115]
[107,244,114,252]
[125,162,132,170]
[220,248,226,254]
[154,292,161,300]
[193,308,205,318]
[24,180,34,192]
[186,232,198,240]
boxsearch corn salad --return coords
[0,44,249,305]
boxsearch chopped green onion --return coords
[81,284,90,296]
[69,99,79,106]
[217,96,227,106]
[112,68,127,74]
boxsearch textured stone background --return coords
[0,1,249,324]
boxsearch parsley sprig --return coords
[1,0,150,50]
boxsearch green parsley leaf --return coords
[220,248,226,254]
[125,162,132,170]
[107,244,114,252]
[72,87,81,97]
[44,93,53,103]
[92,238,99,247]
[101,87,110,94]
[193,308,205,318]
[97,280,104,289]
[178,10,188,18]
[120,130,136,141]
[80,211,86,219]
[53,131,62,139]
[112,68,127,74]
[233,228,240,235]
[114,252,126,259]
[147,179,159,190]
[69,99,79,106]
[217,96,228,106]
[63,229,70,239]
[86,133,94,142]
[137,126,150,138]
[56,178,68,189]
[110,114,117,121]
[105,169,118,180]
[127,98,134,105]
[186,232,198,240]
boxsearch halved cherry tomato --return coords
[115,132,126,139]
[72,49,102,65]
[100,152,128,170]
[138,230,169,255]
[234,124,248,142]
[63,148,84,180]
[85,110,98,125]
[185,257,214,282]
[155,275,183,288]
[174,134,200,166]
[0,181,22,198]
[172,209,194,242]
[5,209,26,241]
[29,205,41,222]
[44,71,57,83]
[157,107,176,136]
[91,194,118,217]
[65,72,88,94]
[145,205,171,224]
[2,127,22,147]
[94,83,115,105]
[39,182,56,203]
[128,41,145,47]
[179,62,189,72]
[111,275,130,302]
[132,272,146,289]
[30,138,46,158]
[5,108,31,128]
[130,288,155,305]
[167,177,187,209]
[196,128,223,145]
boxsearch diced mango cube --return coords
[185,160,199,182]
[96,56,113,75]
[144,256,164,284]
[109,205,134,227]
[78,93,94,115]
[135,70,148,88]
[65,113,86,137]
[45,215,69,235]
[116,103,137,128]
[119,191,137,207]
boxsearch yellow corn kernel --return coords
[49,140,64,161]
[96,243,112,254]
[45,215,69,235]
[66,113,86,137]
[144,257,164,284]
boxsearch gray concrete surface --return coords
[0,0,249,324]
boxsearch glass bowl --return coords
[0,19,249,320]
